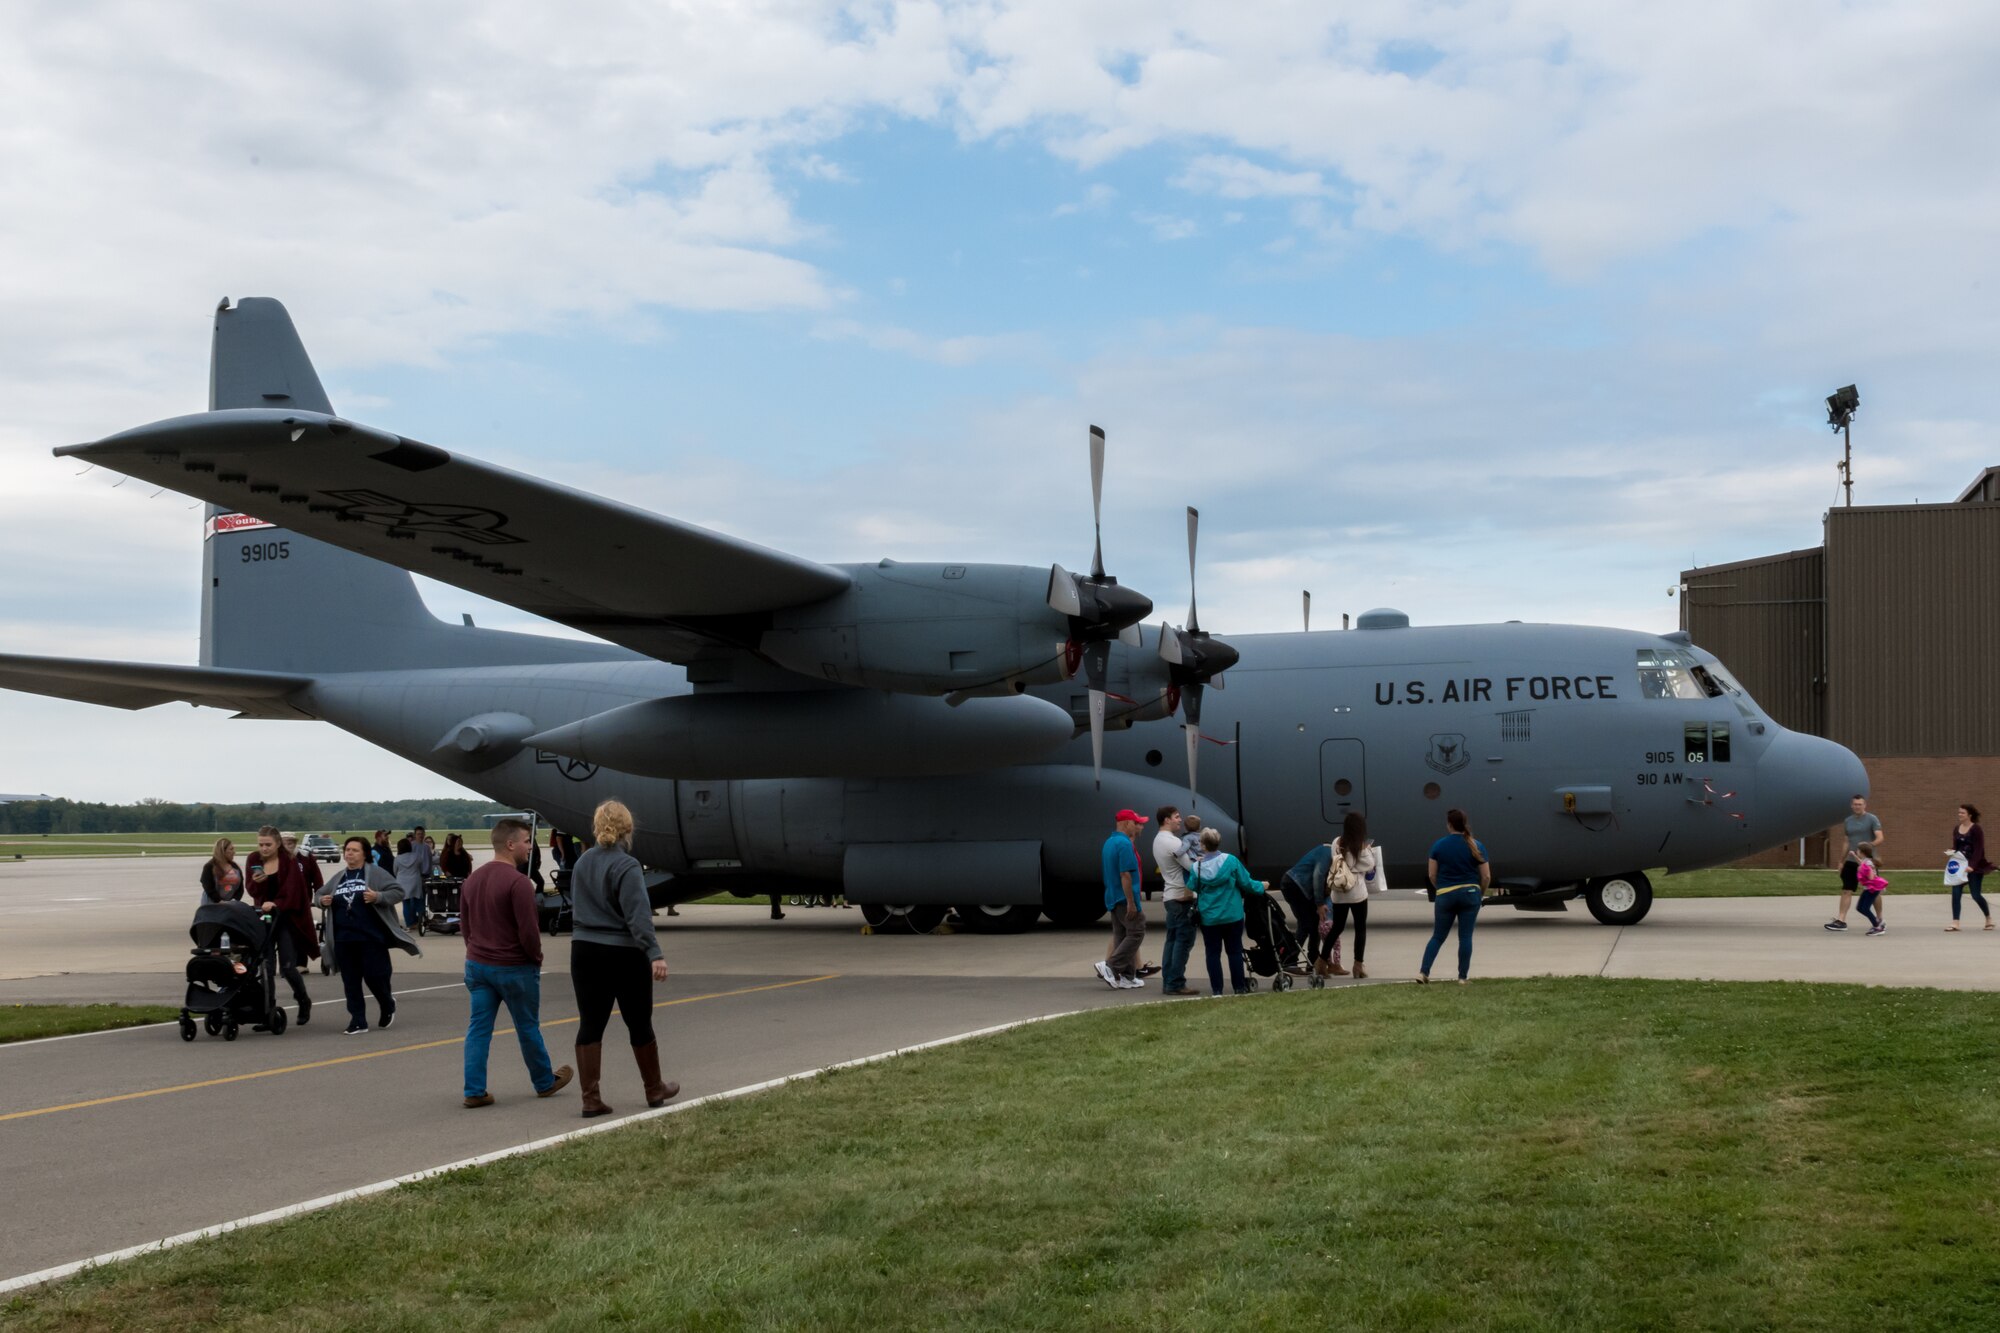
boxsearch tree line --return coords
[0,798,503,835]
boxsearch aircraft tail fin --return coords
[199,298,632,675]
[210,297,333,415]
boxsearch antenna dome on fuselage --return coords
[1355,608,1410,630]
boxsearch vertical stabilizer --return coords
[209,297,333,414]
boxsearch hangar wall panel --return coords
[1826,504,2000,756]
[1679,547,1825,737]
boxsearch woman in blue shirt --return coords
[1421,809,1490,985]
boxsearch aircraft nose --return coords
[1756,729,1869,840]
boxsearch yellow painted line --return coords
[0,974,840,1124]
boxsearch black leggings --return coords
[570,939,655,1046]
[273,919,311,1006]
[1327,900,1368,963]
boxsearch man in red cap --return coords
[1095,809,1148,989]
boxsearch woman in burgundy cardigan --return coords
[1948,804,1993,931]
[245,824,318,1023]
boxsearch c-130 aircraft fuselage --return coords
[2,299,1865,932]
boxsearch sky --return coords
[3,1,1996,803]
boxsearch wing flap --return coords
[59,409,852,663]
[0,653,314,719]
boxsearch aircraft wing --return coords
[0,653,314,719]
[58,410,853,664]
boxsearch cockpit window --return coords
[1637,648,1708,700]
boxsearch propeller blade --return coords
[1090,688,1106,788]
[1083,639,1110,693]
[1047,563,1081,618]
[1303,590,1311,633]
[1158,620,1183,665]
[1183,680,1203,728]
[1184,722,1200,810]
[1209,672,1226,691]
[1185,505,1200,633]
[1089,425,1106,581]
[1118,622,1142,648]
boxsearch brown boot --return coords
[1352,960,1368,979]
[634,1040,680,1109]
[577,1043,612,1118]
[1328,958,1349,976]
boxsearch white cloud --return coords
[1132,210,1198,240]
[1175,154,1329,200]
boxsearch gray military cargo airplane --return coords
[0,299,1867,932]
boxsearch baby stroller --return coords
[179,901,287,1041]
[1241,894,1302,992]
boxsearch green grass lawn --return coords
[0,1003,181,1043]
[9,977,1997,1331]
[1654,866,1940,897]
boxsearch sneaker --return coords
[1137,963,1161,977]
[1163,986,1199,997]
[344,1020,368,1036]
[1126,976,1147,988]
[1093,961,1117,988]
[1823,920,1848,932]
[378,1008,395,1030]
[463,1093,495,1109]
[1867,924,1885,936]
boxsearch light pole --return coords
[1827,384,1859,506]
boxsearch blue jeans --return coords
[1162,899,1199,992]
[1420,889,1482,980]
[1953,873,1990,921]
[1200,919,1247,995]
[463,961,556,1098]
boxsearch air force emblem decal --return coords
[1426,732,1470,776]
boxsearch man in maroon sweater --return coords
[460,818,572,1108]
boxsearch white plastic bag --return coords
[1945,852,1970,887]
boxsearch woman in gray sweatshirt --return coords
[568,799,679,1118]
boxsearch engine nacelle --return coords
[522,687,1074,779]
[758,561,1072,697]
[1053,629,1179,732]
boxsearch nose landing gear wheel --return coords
[1584,871,1654,926]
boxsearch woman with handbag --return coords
[1322,812,1383,979]
[1946,804,1993,931]
[1190,826,1268,996]
[1420,809,1488,985]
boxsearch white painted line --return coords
[0,1006,1090,1296]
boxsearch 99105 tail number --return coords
[240,541,290,563]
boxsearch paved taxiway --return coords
[3,856,1994,1283]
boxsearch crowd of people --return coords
[1098,803,1491,995]
[1099,793,1993,994]
[194,808,682,1112]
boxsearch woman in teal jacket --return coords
[1190,827,1268,996]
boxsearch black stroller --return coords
[179,901,287,1041]
[1241,894,1303,992]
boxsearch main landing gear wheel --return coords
[1040,889,1109,929]
[1584,871,1654,926]
[859,904,949,935]
[955,904,1042,934]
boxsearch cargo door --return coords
[1319,739,1367,824]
